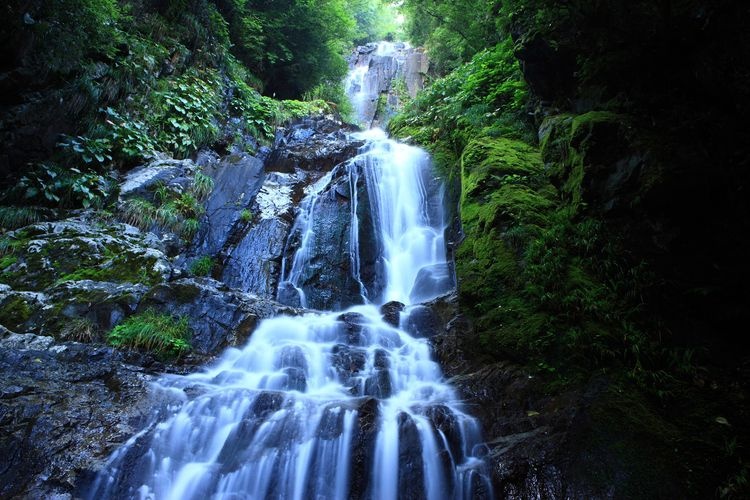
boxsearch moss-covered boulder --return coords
[542,111,645,213]
[0,217,171,293]
[0,289,45,333]
[455,137,558,357]
[456,138,556,284]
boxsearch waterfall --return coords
[89,42,492,500]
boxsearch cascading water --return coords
[89,42,492,500]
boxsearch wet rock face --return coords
[211,116,363,299]
[192,152,265,258]
[409,263,455,304]
[266,116,361,174]
[278,157,386,310]
[118,156,198,201]
[0,336,157,499]
[279,164,368,311]
[348,397,379,499]
[379,301,405,327]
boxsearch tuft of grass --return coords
[192,170,215,200]
[121,197,156,229]
[181,218,200,239]
[174,192,204,218]
[189,256,213,277]
[155,201,181,230]
[108,309,191,358]
[153,181,172,204]
[0,206,43,231]
[240,208,252,222]
[61,317,98,342]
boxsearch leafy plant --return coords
[108,310,191,358]
[13,163,111,208]
[58,135,113,166]
[103,107,158,163]
[149,70,222,156]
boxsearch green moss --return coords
[570,111,625,146]
[539,113,574,167]
[54,248,161,286]
[560,111,632,207]
[461,137,545,198]
[0,295,33,330]
[108,309,191,359]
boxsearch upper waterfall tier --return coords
[344,41,428,128]
[277,128,454,310]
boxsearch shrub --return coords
[240,209,252,222]
[108,310,191,358]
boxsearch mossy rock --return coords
[0,218,171,292]
[461,137,546,200]
[0,291,46,332]
[538,113,574,178]
[455,136,560,358]
[562,111,638,209]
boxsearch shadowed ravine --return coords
[88,43,493,500]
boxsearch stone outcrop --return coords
[0,334,159,499]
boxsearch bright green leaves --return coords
[150,70,223,157]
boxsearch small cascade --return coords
[89,42,491,500]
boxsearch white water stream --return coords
[90,42,491,500]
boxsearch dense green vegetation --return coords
[0,0,398,209]
[392,1,750,496]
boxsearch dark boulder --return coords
[0,335,158,499]
[409,263,454,304]
[266,116,361,174]
[379,301,404,327]
[191,152,265,257]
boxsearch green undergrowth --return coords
[390,47,669,388]
[108,309,191,359]
[119,173,212,239]
[390,38,532,180]
[0,0,350,213]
